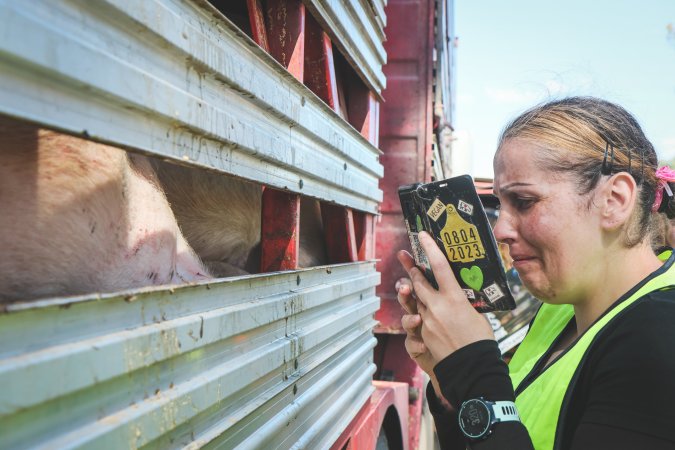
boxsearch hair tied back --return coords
[652,166,675,213]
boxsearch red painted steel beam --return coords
[260,187,300,271]
[330,381,410,450]
[265,0,305,81]
[353,211,375,261]
[374,334,428,450]
[321,203,357,263]
[347,84,380,147]
[376,0,435,333]
[304,14,340,114]
[246,0,270,52]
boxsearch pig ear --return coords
[599,172,637,231]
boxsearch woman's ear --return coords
[600,172,637,231]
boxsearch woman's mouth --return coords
[511,255,536,270]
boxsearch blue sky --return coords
[454,0,675,178]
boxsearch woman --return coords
[397,97,675,449]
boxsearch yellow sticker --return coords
[440,204,486,263]
[426,198,445,221]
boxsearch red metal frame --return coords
[353,210,375,261]
[373,335,428,450]
[321,203,358,263]
[373,1,438,448]
[376,0,435,333]
[304,14,340,114]
[260,187,300,271]
[246,0,270,52]
[330,381,410,450]
[265,0,305,81]
[232,2,394,447]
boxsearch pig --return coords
[0,115,327,303]
[0,116,210,303]
[152,159,328,277]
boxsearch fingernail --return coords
[395,280,401,291]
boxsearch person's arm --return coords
[434,340,534,449]
[426,383,465,449]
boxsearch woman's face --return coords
[493,138,603,304]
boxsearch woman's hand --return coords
[396,275,437,375]
[398,231,494,364]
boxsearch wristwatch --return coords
[458,397,521,440]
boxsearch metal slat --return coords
[367,0,387,32]
[303,0,387,97]
[0,0,382,213]
[0,264,380,449]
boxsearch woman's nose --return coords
[492,210,516,245]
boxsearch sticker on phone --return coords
[484,282,505,303]
[458,199,474,215]
[440,204,486,263]
[463,288,476,300]
[426,198,446,221]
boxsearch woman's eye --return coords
[514,197,535,210]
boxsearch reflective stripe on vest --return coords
[508,257,675,450]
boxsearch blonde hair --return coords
[497,97,666,247]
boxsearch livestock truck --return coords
[0,0,456,448]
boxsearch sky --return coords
[454,0,675,179]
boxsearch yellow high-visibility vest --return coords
[508,254,675,449]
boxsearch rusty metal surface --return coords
[374,334,428,450]
[376,0,436,332]
[260,188,300,272]
[0,1,387,447]
[0,0,382,214]
[265,0,306,81]
[302,0,387,97]
[0,263,380,449]
[304,14,340,113]
[330,381,410,450]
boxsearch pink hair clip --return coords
[651,166,675,212]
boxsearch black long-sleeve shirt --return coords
[428,288,675,449]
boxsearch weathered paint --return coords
[304,14,340,114]
[376,0,436,332]
[247,0,271,52]
[265,0,306,81]
[0,264,380,449]
[303,0,387,98]
[0,0,382,213]
[322,204,358,264]
[260,188,300,271]
[330,381,410,450]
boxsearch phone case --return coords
[398,175,516,312]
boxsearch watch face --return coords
[459,399,491,438]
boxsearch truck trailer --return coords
[0,0,455,448]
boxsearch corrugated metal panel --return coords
[0,0,382,214]
[0,2,384,447]
[0,263,380,449]
[365,0,387,34]
[303,0,387,97]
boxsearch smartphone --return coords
[398,175,516,312]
